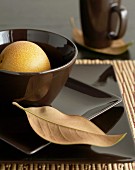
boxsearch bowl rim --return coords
[0,28,78,75]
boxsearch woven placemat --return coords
[0,59,135,170]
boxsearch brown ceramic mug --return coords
[80,0,128,49]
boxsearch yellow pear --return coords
[0,41,51,72]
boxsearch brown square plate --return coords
[0,64,134,164]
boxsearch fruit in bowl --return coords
[0,29,77,110]
[0,41,51,72]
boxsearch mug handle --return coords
[108,3,128,39]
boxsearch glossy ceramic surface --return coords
[0,64,134,163]
[80,0,128,48]
[0,74,120,155]
[53,77,121,120]
[0,29,77,108]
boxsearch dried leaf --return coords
[13,102,126,147]
[70,17,133,55]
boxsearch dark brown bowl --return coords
[0,29,77,109]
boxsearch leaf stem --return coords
[12,102,46,120]
[70,17,76,29]
[12,102,25,110]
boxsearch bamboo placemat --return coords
[0,59,135,170]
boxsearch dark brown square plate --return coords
[0,65,120,155]
[0,64,134,164]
